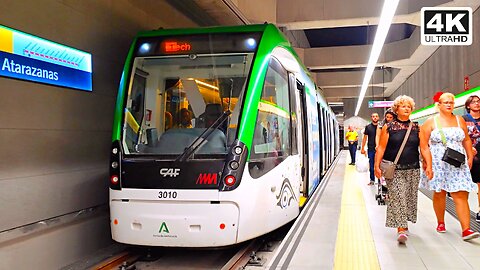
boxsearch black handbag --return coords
[442,147,465,167]
[436,116,466,168]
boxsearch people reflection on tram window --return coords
[177,108,193,128]
[345,125,359,165]
[164,111,173,130]
[420,92,479,241]
[463,95,480,223]
[261,117,282,154]
[374,95,428,244]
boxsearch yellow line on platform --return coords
[334,163,380,270]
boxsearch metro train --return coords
[109,24,340,247]
[411,86,480,123]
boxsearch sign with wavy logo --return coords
[0,25,92,91]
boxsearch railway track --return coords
[90,223,290,270]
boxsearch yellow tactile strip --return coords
[334,164,380,270]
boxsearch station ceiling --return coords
[164,0,480,117]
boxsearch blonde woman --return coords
[420,92,479,241]
[375,95,431,244]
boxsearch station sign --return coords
[0,25,92,91]
[368,100,394,108]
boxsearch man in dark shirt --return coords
[361,113,379,185]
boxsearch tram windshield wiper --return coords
[175,110,231,162]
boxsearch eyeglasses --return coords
[471,100,480,104]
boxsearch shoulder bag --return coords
[435,116,465,168]
[380,121,413,179]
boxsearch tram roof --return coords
[137,24,272,37]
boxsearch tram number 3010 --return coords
[158,191,178,199]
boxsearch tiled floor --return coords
[269,151,480,270]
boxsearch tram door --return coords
[292,77,308,197]
[317,104,324,176]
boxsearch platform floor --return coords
[268,150,480,270]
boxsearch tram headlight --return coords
[229,161,239,170]
[220,140,247,191]
[139,43,151,54]
[245,38,256,49]
[110,141,122,190]
[233,146,243,155]
[111,161,119,169]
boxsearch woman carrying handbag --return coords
[374,95,432,244]
[420,92,479,241]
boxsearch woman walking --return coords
[375,95,432,244]
[420,92,479,241]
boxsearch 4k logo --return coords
[159,222,170,233]
[421,7,472,45]
[196,173,218,185]
[160,168,180,177]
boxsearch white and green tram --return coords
[109,24,339,247]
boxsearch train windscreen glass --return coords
[122,33,260,157]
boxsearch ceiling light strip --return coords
[354,0,400,116]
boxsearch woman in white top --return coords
[420,92,478,241]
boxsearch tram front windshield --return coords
[122,33,259,158]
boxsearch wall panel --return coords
[0,0,198,267]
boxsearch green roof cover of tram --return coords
[411,85,480,116]
[136,24,269,36]
[236,24,294,154]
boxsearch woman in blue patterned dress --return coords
[420,92,479,241]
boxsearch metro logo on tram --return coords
[163,41,191,53]
[196,173,217,185]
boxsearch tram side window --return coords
[125,71,146,150]
[250,57,292,177]
[289,75,298,155]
